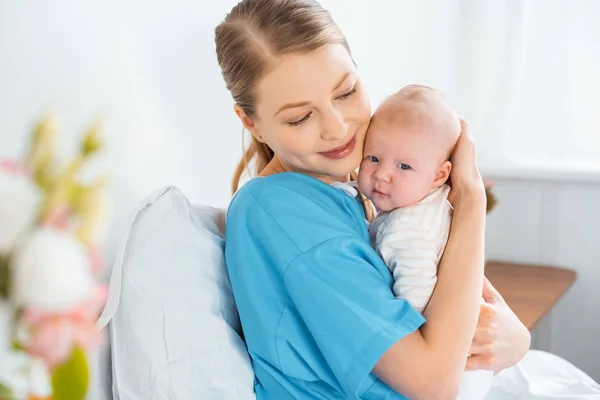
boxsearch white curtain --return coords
[455,0,600,169]
[328,0,600,170]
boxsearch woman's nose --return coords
[320,109,348,141]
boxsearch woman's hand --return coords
[447,120,486,207]
[466,277,531,373]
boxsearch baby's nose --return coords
[374,167,391,182]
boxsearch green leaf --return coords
[11,338,24,352]
[51,347,90,400]
[0,255,10,299]
[0,382,14,400]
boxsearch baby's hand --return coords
[447,120,486,207]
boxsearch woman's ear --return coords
[234,104,264,143]
[433,160,452,188]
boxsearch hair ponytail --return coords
[231,133,274,195]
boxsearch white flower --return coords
[0,351,52,399]
[0,350,31,400]
[0,170,42,254]
[12,228,94,311]
[0,300,14,353]
[26,358,52,398]
[0,301,51,399]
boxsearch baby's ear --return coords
[433,160,452,188]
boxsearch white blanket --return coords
[485,350,600,399]
[90,345,600,399]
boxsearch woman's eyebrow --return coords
[332,72,352,91]
[274,72,354,117]
[274,100,311,117]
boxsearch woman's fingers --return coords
[449,119,485,199]
[482,277,501,304]
[469,339,491,355]
[465,354,493,371]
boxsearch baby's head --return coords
[358,85,460,212]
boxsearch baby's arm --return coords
[378,216,439,314]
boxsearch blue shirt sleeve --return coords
[284,236,425,396]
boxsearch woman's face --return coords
[241,44,371,183]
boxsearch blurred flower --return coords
[27,117,58,191]
[1,114,110,398]
[40,203,71,230]
[12,228,94,312]
[20,285,107,369]
[0,346,52,400]
[0,163,42,254]
[75,180,110,247]
[88,247,104,277]
[0,159,30,175]
[81,120,103,157]
[0,300,13,352]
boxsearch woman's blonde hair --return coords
[215,0,375,221]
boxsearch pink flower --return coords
[21,285,108,369]
[0,159,30,175]
[40,204,71,231]
[88,247,104,277]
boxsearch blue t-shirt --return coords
[225,173,425,399]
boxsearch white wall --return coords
[1,0,599,379]
[0,0,246,261]
[485,175,600,381]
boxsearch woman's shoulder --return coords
[227,173,367,247]
[236,172,328,196]
[230,172,351,214]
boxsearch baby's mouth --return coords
[372,188,389,197]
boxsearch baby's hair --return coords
[377,84,460,160]
[385,84,446,107]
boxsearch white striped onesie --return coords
[370,184,452,313]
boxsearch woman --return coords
[218,1,599,399]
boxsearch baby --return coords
[357,85,493,399]
[358,84,458,312]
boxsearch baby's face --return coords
[358,118,447,212]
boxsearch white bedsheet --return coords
[90,345,600,399]
[485,350,600,399]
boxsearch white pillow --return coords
[96,186,255,400]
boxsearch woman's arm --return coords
[373,121,486,400]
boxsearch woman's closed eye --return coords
[336,87,356,100]
[287,112,312,127]
[287,88,356,127]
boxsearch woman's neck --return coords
[258,157,290,177]
[259,156,350,184]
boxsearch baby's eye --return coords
[367,156,379,163]
[398,163,411,170]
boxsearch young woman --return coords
[219,1,598,398]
